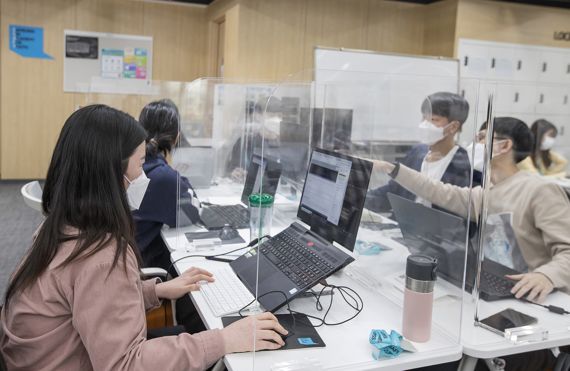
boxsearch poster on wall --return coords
[101,49,123,78]
[9,24,53,59]
[63,29,153,94]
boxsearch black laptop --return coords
[200,153,282,230]
[387,193,520,301]
[230,148,373,312]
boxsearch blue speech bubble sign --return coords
[9,24,53,60]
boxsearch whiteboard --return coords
[314,47,459,142]
[63,30,153,94]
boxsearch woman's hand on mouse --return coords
[222,312,288,353]
[154,267,214,300]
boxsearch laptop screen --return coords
[240,153,282,205]
[297,148,372,251]
[387,193,469,287]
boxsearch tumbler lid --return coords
[406,254,437,281]
[249,193,274,207]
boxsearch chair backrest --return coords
[21,181,43,212]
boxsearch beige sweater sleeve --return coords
[530,183,570,290]
[71,250,225,371]
[394,164,482,220]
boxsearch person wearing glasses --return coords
[374,117,570,302]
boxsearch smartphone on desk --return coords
[478,308,537,336]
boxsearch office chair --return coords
[20,181,43,212]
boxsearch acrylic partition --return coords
[463,80,570,354]
[231,70,485,371]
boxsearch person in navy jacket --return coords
[133,99,201,270]
[365,92,474,213]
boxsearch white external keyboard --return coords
[200,266,256,317]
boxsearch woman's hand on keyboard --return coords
[155,267,214,300]
[222,312,288,353]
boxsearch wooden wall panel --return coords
[143,2,207,82]
[455,0,570,51]
[423,0,458,57]
[366,1,424,55]
[0,0,76,179]
[302,0,369,75]
[0,0,209,179]
[237,0,307,80]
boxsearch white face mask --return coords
[467,140,507,172]
[124,171,150,210]
[467,142,485,172]
[418,120,449,145]
[540,136,555,151]
[263,116,281,136]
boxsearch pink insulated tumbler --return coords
[402,254,438,343]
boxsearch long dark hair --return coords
[4,105,147,308]
[530,119,558,169]
[139,99,180,157]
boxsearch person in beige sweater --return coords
[1,105,287,371]
[373,117,570,303]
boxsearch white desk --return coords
[162,186,570,370]
[163,215,463,370]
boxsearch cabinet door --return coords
[537,51,568,83]
[535,86,568,115]
[512,48,540,82]
[459,42,491,79]
[562,88,570,116]
[495,84,536,114]
[489,47,515,80]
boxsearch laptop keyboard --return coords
[200,266,256,317]
[480,270,515,297]
[260,229,334,288]
[202,204,250,228]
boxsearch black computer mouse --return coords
[219,225,240,241]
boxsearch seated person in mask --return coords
[365,92,472,213]
[372,117,570,302]
[133,99,202,270]
[518,119,568,178]
[226,99,281,181]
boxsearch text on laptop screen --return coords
[300,151,351,225]
[297,148,372,251]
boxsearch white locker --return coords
[494,83,536,114]
[512,48,541,82]
[459,42,491,79]
[537,50,568,84]
[535,86,568,115]
[488,46,516,80]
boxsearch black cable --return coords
[166,235,270,275]
[520,298,570,315]
[292,283,364,327]
[234,283,364,330]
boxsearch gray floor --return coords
[0,181,44,301]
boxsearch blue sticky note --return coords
[9,25,53,59]
[297,337,317,345]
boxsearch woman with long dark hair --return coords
[518,119,567,178]
[0,105,286,370]
[134,99,201,270]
